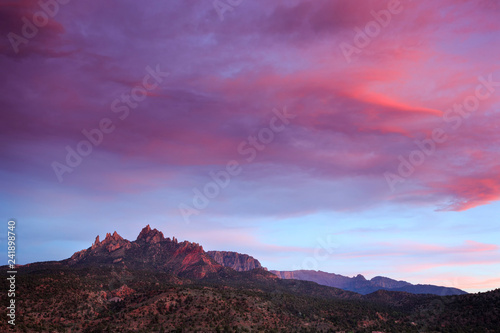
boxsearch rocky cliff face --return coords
[270,270,467,296]
[207,251,263,272]
[67,225,223,279]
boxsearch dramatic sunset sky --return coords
[1,0,500,292]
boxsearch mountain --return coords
[66,225,224,279]
[62,225,465,296]
[271,270,467,296]
[207,251,263,271]
[2,225,497,332]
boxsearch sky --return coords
[1,0,500,293]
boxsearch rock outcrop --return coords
[207,251,263,272]
[136,224,165,244]
[271,270,467,296]
[67,225,223,279]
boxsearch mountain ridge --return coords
[65,225,224,279]
[270,269,467,296]
[206,250,264,272]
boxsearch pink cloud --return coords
[422,275,500,292]
[2,0,500,220]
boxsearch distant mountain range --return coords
[207,251,264,272]
[4,225,497,332]
[270,270,467,296]
[203,250,466,296]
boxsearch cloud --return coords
[330,239,500,272]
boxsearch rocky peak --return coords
[91,235,101,250]
[136,224,165,244]
[68,226,224,279]
[92,231,129,253]
[371,276,410,289]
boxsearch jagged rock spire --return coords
[91,235,101,250]
[136,224,165,244]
